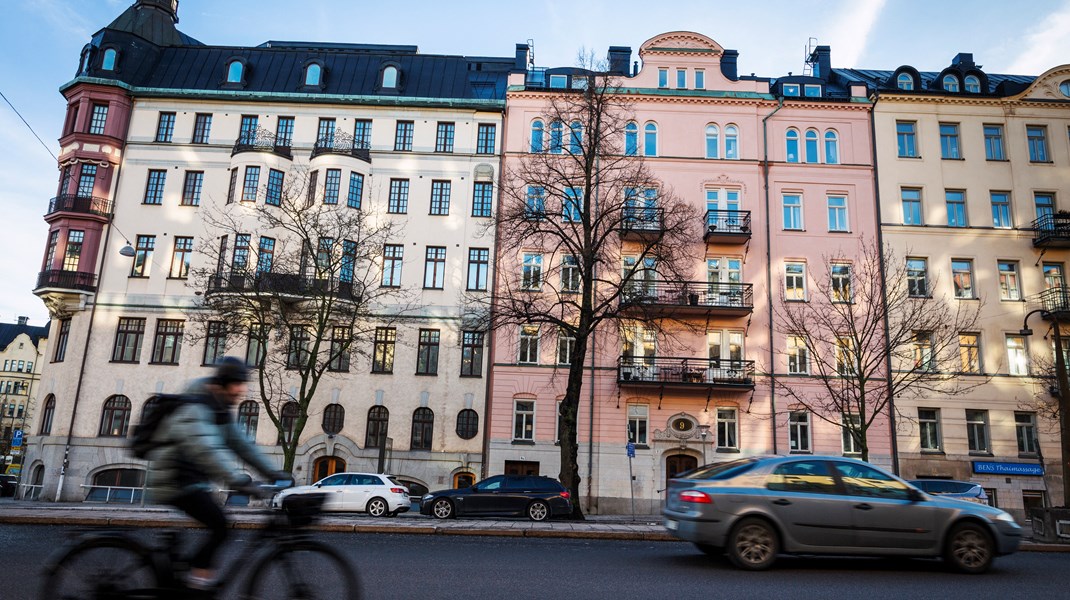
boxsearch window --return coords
[897,72,914,90]
[784,262,806,301]
[830,263,852,302]
[382,244,403,287]
[521,254,543,290]
[203,321,227,366]
[827,196,848,231]
[323,169,341,205]
[531,120,545,153]
[525,186,545,219]
[130,235,154,277]
[245,325,266,368]
[99,396,132,437]
[416,329,440,375]
[563,186,583,222]
[705,124,719,159]
[518,325,539,364]
[241,166,260,202]
[1028,125,1049,162]
[264,169,284,207]
[945,190,967,227]
[456,409,479,439]
[624,122,638,156]
[824,130,839,164]
[101,48,118,70]
[39,395,56,434]
[411,407,434,450]
[913,331,935,371]
[346,172,364,209]
[966,409,990,453]
[328,327,350,372]
[984,125,1005,160]
[560,255,580,293]
[226,60,244,83]
[435,122,455,153]
[717,408,738,449]
[658,68,668,88]
[144,170,166,205]
[1006,335,1028,376]
[549,120,564,154]
[76,164,97,197]
[959,333,981,373]
[372,327,396,373]
[785,128,799,163]
[694,70,705,89]
[63,230,84,271]
[627,404,648,445]
[952,259,975,299]
[476,123,496,154]
[1035,192,1055,221]
[896,121,917,157]
[381,65,399,89]
[151,319,184,364]
[467,248,489,291]
[472,182,493,217]
[788,411,810,452]
[275,116,294,148]
[181,171,203,206]
[836,337,855,375]
[787,334,809,374]
[317,118,336,147]
[901,188,923,225]
[965,74,981,93]
[676,68,687,89]
[917,408,942,451]
[549,74,567,89]
[170,236,192,279]
[1044,262,1064,289]
[44,230,58,271]
[88,104,108,135]
[423,246,446,289]
[232,234,251,271]
[1015,412,1039,455]
[804,129,819,163]
[991,192,1011,228]
[804,84,822,97]
[257,237,274,273]
[942,74,959,92]
[557,330,576,365]
[643,123,657,157]
[842,413,862,454]
[226,169,238,204]
[394,120,414,151]
[388,179,409,213]
[192,113,212,144]
[461,331,484,377]
[430,180,451,215]
[569,121,583,154]
[998,261,1021,300]
[155,112,175,142]
[286,325,310,369]
[304,63,322,86]
[782,194,802,230]
[238,115,258,145]
[279,401,299,444]
[53,320,71,362]
[112,317,144,362]
[783,83,800,97]
[940,123,961,159]
[513,400,535,440]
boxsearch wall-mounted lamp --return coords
[119,242,136,257]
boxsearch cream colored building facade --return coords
[0,318,48,478]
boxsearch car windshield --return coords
[677,458,759,480]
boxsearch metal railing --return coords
[35,270,97,292]
[618,356,756,386]
[621,207,664,235]
[311,131,371,163]
[1038,286,1070,314]
[1032,214,1070,247]
[232,126,293,159]
[208,270,363,302]
[80,484,145,504]
[621,280,753,311]
[19,484,43,500]
[47,194,113,218]
[704,209,751,237]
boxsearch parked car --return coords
[271,472,410,517]
[909,479,989,504]
[421,474,571,521]
[0,474,17,497]
[663,456,1021,573]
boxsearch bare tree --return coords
[189,166,409,472]
[475,53,699,518]
[771,238,986,462]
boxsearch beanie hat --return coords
[214,356,250,385]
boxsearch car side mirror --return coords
[907,488,924,503]
[314,483,322,488]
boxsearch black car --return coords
[0,474,17,498]
[420,475,571,521]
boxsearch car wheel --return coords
[726,517,779,571]
[944,522,994,574]
[693,543,723,557]
[366,497,388,518]
[431,498,455,519]
[527,500,550,522]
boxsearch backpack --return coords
[130,394,185,460]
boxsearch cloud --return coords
[26,0,94,39]
[827,0,888,68]
[1003,0,1070,74]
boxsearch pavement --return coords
[1,498,1068,551]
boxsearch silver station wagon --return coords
[662,456,1021,573]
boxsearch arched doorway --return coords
[665,454,698,487]
[313,456,346,482]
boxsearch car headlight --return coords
[992,511,1018,525]
[422,493,433,501]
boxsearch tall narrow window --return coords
[423,246,446,289]
[63,231,84,271]
[561,255,580,293]
[472,182,493,218]
[959,333,981,373]
[787,335,808,374]
[280,402,299,443]
[181,171,203,206]
[1015,412,1039,455]
[804,129,819,163]
[265,169,284,206]
[525,186,545,218]
[549,120,564,154]
[514,400,535,441]
[88,104,108,135]
[317,118,336,147]
[789,411,810,453]
[226,168,238,204]
[467,248,489,291]
[304,63,322,86]
[785,128,799,163]
[416,329,441,375]
[382,244,403,287]
[388,179,409,213]
[329,327,351,372]
[237,401,258,440]
[830,263,852,302]
[102,48,118,70]
[518,325,540,364]
[784,262,806,301]
[724,125,739,159]
[984,125,1005,160]
[1035,192,1055,221]
[77,165,97,197]
[150,319,184,365]
[842,414,862,454]
[563,186,583,222]
[836,337,855,375]
[919,408,941,451]
[998,261,1021,300]
[323,169,341,205]
[966,409,989,453]
[676,68,687,89]
[913,331,935,371]
[430,180,451,215]
[1006,334,1028,375]
[694,70,705,89]
[643,123,657,157]
[155,112,175,142]
[238,115,259,145]
[705,124,719,159]
[192,113,212,144]
[531,120,545,153]
[945,190,967,227]
[53,320,71,363]
[435,122,455,153]
[381,65,399,88]
[411,408,434,450]
[939,123,961,159]
[372,328,396,373]
[782,194,802,230]
[353,119,372,148]
[569,121,583,154]
[522,254,543,290]
[203,321,227,366]
[44,230,59,270]
[241,166,260,202]
[144,170,166,205]
[951,259,975,299]
[245,325,266,368]
[232,234,250,271]
[657,68,668,88]
[827,196,848,232]
[628,404,648,445]
[461,331,485,377]
[896,121,917,157]
[717,408,738,449]
[824,130,839,164]
[365,406,388,447]
[476,123,496,154]
[275,116,294,148]
[624,122,638,156]
[130,235,155,277]
[347,172,364,209]
[286,325,310,369]
[98,396,132,437]
[394,120,414,151]
[991,192,1011,228]
[170,236,193,279]
[557,330,576,365]
[1027,125,1049,162]
[226,61,244,83]
[901,188,923,225]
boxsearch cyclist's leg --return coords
[169,489,229,582]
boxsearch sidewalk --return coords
[2,499,1067,551]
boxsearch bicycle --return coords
[39,482,361,599]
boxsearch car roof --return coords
[908,478,978,485]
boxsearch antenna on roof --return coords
[526,38,536,69]
[803,37,818,76]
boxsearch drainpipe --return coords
[867,90,900,474]
[761,98,784,455]
[587,151,599,513]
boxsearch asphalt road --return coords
[2,524,1065,600]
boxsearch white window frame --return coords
[556,330,575,365]
[966,409,990,453]
[518,325,540,364]
[784,262,807,301]
[513,399,535,441]
[628,404,648,445]
[788,411,811,453]
[783,194,803,230]
[521,253,543,290]
[828,196,848,232]
[842,413,862,454]
[918,408,941,451]
[716,408,738,450]
[998,261,1021,301]
[787,334,809,375]
[1006,335,1028,376]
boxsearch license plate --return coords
[665,518,679,531]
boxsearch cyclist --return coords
[146,356,285,592]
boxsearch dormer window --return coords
[942,74,959,92]
[227,60,244,83]
[305,63,322,86]
[102,48,118,71]
[382,65,398,89]
[804,84,822,97]
[549,74,567,89]
[897,73,914,90]
[964,74,981,93]
[783,84,800,97]
[1061,80,1070,98]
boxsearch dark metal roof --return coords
[833,68,1034,96]
[0,322,49,352]
[104,0,202,47]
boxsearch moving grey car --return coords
[662,456,1021,573]
[909,479,988,504]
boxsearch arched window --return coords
[140,396,160,423]
[226,60,244,84]
[896,73,914,90]
[804,129,819,163]
[624,122,638,156]
[280,401,299,444]
[964,74,981,93]
[322,403,345,435]
[79,46,92,75]
[89,468,145,503]
[824,130,839,165]
[99,395,132,437]
[942,74,959,92]
[549,120,564,154]
[569,121,583,154]
[530,120,544,153]
[366,405,389,448]
[725,125,739,159]
[39,394,55,435]
[102,48,118,71]
[411,407,434,450]
[705,124,719,159]
[785,128,800,163]
[456,408,479,440]
[643,122,657,157]
[305,63,322,86]
[238,400,259,441]
[382,65,398,89]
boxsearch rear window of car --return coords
[677,458,759,481]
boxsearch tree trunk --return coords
[559,335,589,519]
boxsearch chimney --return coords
[17,316,28,326]
[607,46,632,76]
[809,45,831,80]
[720,49,739,81]
[515,43,530,71]
[952,52,975,69]
[136,0,179,23]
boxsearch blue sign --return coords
[972,461,1044,476]
[626,442,636,458]
[11,429,23,448]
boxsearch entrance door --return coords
[665,454,698,488]
[313,456,346,482]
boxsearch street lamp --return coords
[698,424,711,466]
[1021,308,1070,508]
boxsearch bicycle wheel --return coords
[243,540,360,600]
[40,535,159,600]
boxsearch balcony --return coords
[1038,286,1070,321]
[704,210,751,244]
[618,356,755,389]
[232,127,293,159]
[619,208,664,241]
[1032,214,1070,248]
[46,194,113,219]
[310,131,371,163]
[34,270,97,293]
[621,281,753,317]
[207,271,362,303]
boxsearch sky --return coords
[1,0,1068,327]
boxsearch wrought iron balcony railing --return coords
[620,207,664,239]
[621,280,753,314]
[207,271,362,302]
[311,131,371,163]
[617,355,755,387]
[704,210,751,242]
[1032,214,1070,248]
[35,270,97,293]
[47,194,113,218]
[1038,286,1070,315]
[232,126,292,159]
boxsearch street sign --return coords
[626,442,635,458]
[11,429,23,448]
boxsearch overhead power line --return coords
[0,89,58,162]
